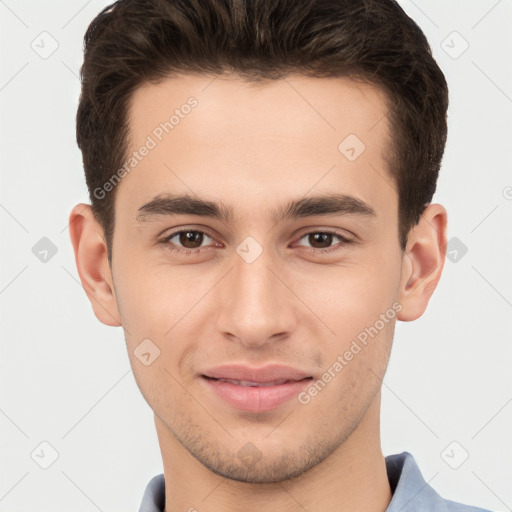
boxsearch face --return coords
[104,73,407,482]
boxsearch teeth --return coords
[217,378,289,387]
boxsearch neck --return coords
[155,395,391,512]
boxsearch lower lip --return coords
[202,377,312,413]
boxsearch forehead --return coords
[128,72,390,145]
[120,73,395,222]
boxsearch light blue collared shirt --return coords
[138,451,493,512]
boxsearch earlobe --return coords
[397,203,448,322]
[68,204,122,327]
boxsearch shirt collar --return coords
[385,451,448,511]
[138,451,461,512]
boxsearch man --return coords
[68,0,492,511]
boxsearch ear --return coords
[397,203,448,322]
[68,204,121,327]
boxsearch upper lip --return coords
[201,364,312,383]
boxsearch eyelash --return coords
[158,228,353,256]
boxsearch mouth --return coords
[202,376,312,387]
[200,370,314,413]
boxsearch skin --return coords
[69,73,447,512]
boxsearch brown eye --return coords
[307,232,334,249]
[178,230,206,249]
[161,229,215,254]
[296,231,352,252]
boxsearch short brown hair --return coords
[76,0,448,263]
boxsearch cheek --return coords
[112,259,205,377]
[295,253,400,401]
[295,258,400,337]
[112,251,183,333]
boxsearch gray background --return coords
[1,0,511,510]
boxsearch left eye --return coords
[296,231,351,250]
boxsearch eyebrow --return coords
[136,193,376,225]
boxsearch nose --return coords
[215,245,298,349]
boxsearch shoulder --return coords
[385,452,494,512]
[443,499,494,512]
